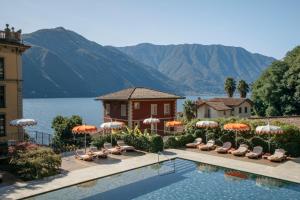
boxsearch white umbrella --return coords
[10,118,37,127]
[143,117,160,134]
[196,120,218,142]
[100,121,124,143]
[10,118,37,141]
[256,123,283,152]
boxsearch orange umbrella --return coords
[224,123,250,147]
[166,120,183,136]
[165,120,183,127]
[72,125,97,153]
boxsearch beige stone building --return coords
[0,24,30,144]
[196,98,253,119]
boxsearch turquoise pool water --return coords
[27,159,300,200]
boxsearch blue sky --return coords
[2,0,300,58]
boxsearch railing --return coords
[26,130,53,146]
[0,30,21,42]
[157,151,175,176]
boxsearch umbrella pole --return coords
[235,131,237,148]
[269,133,271,153]
[84,133,87,153]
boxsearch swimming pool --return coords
[27,159,300,200]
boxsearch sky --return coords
[1,0,300,59]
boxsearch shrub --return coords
[250,136,268,151]
[164,136,180,148]
[9,146,61,180]
[193,129,205,139]
[148,135,164,153]
[236,137,250,147]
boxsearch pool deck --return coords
[1,149,300,199]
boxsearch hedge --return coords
[176,117,300,157]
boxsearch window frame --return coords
[0,114,6,137]
[0,85,5,108]
[164,103,170,115]
[244,107,248,113]
[121,104,127,117]
[134,102,140,110]
[105,103,110,115]
[239,107,242,114]
[151,104,157,115]
[0,57,4,80]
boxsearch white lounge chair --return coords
[75,150,93,161]
[267,149,286,162]
[117,140,135,151]
[246,146,263,159]
[199,140,215,151]
[186,138,203,148]
[232,144,249,156]
[89,146,108,158]
[103,142,122,155]
[216,142,232,153]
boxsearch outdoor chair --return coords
[75,150,93,161]
[117,140,135,151]
[232,144,249,156]
[246,146,263,159]
[103,142,122,155]
[199,140,215,151]
[186,138,203,148]
[267,149,287,162]
[89,146,108,158]
[216,142,232,154]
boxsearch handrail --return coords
[157,151,175,175]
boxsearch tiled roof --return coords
[197,97,253,111]
[96,87,184,100]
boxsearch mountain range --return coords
[22,27,275,98]
[118,43,275,94]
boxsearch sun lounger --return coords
[199,140,215,151]
[117,140,135,151]
[267,149,286,162]
[89,146,108,158]
[216,142,232,153]
[186,138,203,148]
[104,142,122,155]
[75,150,93,161]
[232,144,249,156]
[246,146,263,159]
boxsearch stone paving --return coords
[0,149,299,200]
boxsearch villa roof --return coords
[95,87,184,100]
[197,97,253,111]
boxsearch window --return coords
[105,103,110,115]
[239,107,242,114]
[121,104,127,117]
[164,104,170,115]
[134,102,140,109]
[151,104,157,115]
[223,111,226,116]
[0,58,4,80]
[0,86,5,108]
[0,114,5,136]
[244,107,248,113]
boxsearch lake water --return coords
[23,95,224,134]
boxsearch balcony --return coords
[0,24,22,44]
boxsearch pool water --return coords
[27,159,300,200]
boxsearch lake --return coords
[23,95,224,134]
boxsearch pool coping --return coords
[0,149,300,199]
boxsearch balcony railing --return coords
[0,30,21,43]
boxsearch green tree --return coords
[252,46,300,116]
[52,115,82,148]
[183,100,197,121]
[224,77,236,97]
[237,80,249,98]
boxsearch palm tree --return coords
[237,80,249,98]
[183,100,197,121]
[224,77,236,97]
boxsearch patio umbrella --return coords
[143,116,160,134]
[10,118,37,141]
[196,120,219,142]
[100,121,124,143]
[165,120,183,136]
[256,123,283,152]
[72,125,97,153]
[224,123,250,147]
